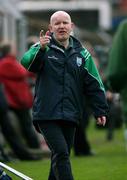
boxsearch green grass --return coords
[6,121,127,180]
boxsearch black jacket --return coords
[21,35,108,124]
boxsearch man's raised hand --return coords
[39,30,51,49]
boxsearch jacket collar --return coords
[49,34,83,53]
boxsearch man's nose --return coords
[59,23,64,28]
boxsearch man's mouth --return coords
[58,31,66,35]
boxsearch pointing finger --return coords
[40,30,44,37]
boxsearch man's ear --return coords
[70,22,75,35]
[71,22,75,30]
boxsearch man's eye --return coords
[63,22,68,24]
[55,23,60,26]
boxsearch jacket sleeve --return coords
[21,43,49,73]
[81,48,109,119]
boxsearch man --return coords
[107,20,127,133]
[21,11,108,180]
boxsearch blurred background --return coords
[0,1,127,179]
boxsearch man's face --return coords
[50,12,73,42]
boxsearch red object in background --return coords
[0,55,33,109]
[120,0,127,10]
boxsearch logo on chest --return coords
[76,57,82,67]
[48,55,58,60]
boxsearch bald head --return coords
[49,10,74,48]
[50,11,72,25]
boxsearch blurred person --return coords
[73,103,93,156]
[0,81,32,162]
[106,91,123,140]
[107,19,127,138]
[0,43,42,160]
[21,11,108,180]
[93,44,123,140]
[0,83,11,162]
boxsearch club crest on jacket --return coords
[76,57,82,67]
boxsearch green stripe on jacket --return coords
[81,49,105,92]
[21,43,49,70]
[21,43,41,69]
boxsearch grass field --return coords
[5,121,127,180]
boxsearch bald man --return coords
[21,11,108,180]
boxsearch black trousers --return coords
[38,120,76,180]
